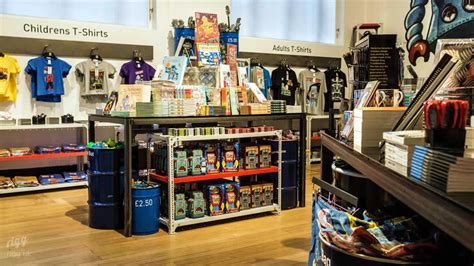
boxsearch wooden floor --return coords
[0,166,319,265]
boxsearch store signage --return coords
[272,44,312,54]
[22,23,109,38]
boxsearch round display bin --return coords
[132,182,161,235]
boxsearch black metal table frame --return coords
[88,113,307,237]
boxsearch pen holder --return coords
[425,128,466,155]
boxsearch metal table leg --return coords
[123,120,133,237]
[299,114,307,207]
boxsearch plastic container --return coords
[88,201,123,229]
[132,182,161,235]
[220,31,239,54]
[88,147,123,173]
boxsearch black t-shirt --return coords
[324,69,347,112]
[271,66,298,105]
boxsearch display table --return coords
[316,132,474,251]
[88,113,307,237]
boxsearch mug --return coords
[375,89,404,107]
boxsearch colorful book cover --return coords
[196,42,221,66]
[227,44,238,87]
[195,12,219,43]
[219,64,232,88]
[229,87,239,115]
[162,56,188,85]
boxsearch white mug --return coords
[375,89,404,107]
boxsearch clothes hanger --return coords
[132,49,143,62]
[90,47,103,61]
[42,45,55,58]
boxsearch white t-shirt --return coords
[76,59,116,96]
[298,69,327,115]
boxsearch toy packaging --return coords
[259,145,272,168]
[221,142,239,172]
[190,148,204,176]
[38,174,65,185]
[224,182,240,213]
[174,149,189,177]
[187,191,206,218]
[262,183,274,206]
[205,183,225,216]
[242,145,259,169]
[63,172,87,182]
[205,143,220,173]
[175,193,187,220]
[240,186,252,210]
[250,184,264,208]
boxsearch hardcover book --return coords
[162,56,188,86]
[195,12,219,43]
[196,42,221,66]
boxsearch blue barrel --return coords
[89,201,123,229]
[132,183,161,235]
[88,147,123,173]
[174,27,195,54]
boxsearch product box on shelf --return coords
[258,145,272,168]
[250,184,264,208]
[242,145,259,169]
[174,150,189,177]
[224,182,240,213]
[221,142,239,172]
[204,183,225,216]
[63,172,87,182]
[261,183,274,206]
[204,143,221,173]
[190,148,205,176]
[175,193,187,220]
[186,191,206,218]
[239,185,251,210]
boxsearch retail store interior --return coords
[0,0,473,265]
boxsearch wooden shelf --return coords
[150,166,278,184]
[0,151,87,162]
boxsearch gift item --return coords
[38,174,65,185]
[175,193,187,220]
[8,147,32,156]
[205,143,220,173]
[63,172,87,182]
[240,186,251,210]
[242,145,258,169]
[190,149,204,176]
[174,150,189,177]
[187,191,205,218]
[0,176,15,189]
[32,113,46,124]
[221,142,239,172]
[62,144,86,152]
[262,183,274,206]
[259,145,272,168]
[13,176,39,187]
[0,149,11,157]
[61,114,74,123]
[35,145,62,154]
[206,183,225,216]
[251,184,263,208]
[224,182,240,213]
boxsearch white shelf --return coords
[310,158,321,163]
[0,181,88,195]
[307,114,342,120]
[154,130,281,142]
[160,204,278,228]
[0,123,86,131]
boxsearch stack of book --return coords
[465,127,473,158]
[410,145,474,192]
[153,102,170,117]
[383,130,425,177]
[136,102,154,117]
[247,103,270,115]
[353,107,406,153]
[269,100,287,114]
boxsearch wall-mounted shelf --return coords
[0,151,87,162]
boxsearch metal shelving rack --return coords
[306,114,341,164]
[151,130,282,234]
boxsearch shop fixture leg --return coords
[277,131,282,212]
[167,137,177,234]
[299,115,307,207]
[123,120,133,237]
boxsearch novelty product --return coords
[259,145,272,168]
[221,142,239,172]
[205,143,220,173]
[175,193,187,220]
[187,191,205,218]
[250,184,263,208]
[224,182,240,213]
[240,186,252,210]
[205,183,225,216]
[262,183,274,206]
[190,149,204,176]
[174,150,189,177]
[242,145,259,169]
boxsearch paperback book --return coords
[162,56,188,86]
[195,12,219,43]
[196,42,221,66]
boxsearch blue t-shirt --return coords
[263,67,272,97]
[25,56,71,102]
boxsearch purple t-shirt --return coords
[119,60,156,84]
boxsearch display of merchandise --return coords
[268,100,287,114]
[174,149,189,177]
[250,184,263,208]
[61,114,74,124]
[175,193,187,220]
[205,143,220,174]
[221,142,239,172]
[38,174,65,185]
[258,145,272,168]
[224,182,240,213]
[25,55,71,102]
[271,65,298,105]
[119,60,156,84]
[251,66,265,94]
[162,56,188,86]
[226,44,238,86]
[242,144,258,169]
[0,176,15,189]
[13,176,40,187]
[0,149,11,157]
[198,66,218,89]
[324,67,347,111]
[0,54,20,102]
[63,172,88,183]
[239,185,251,210]
[383,130,426,177]
[218,64,232,88]
[204,183,225,216]
[299,69,327,115]
[8,147,32,156]
[195,12,219,43]
[76,59,116,97]
[183,67,200,85]
[35,145,62,154]
[261,183,273,206]
[186,191,205,218]
[196,43,221,66]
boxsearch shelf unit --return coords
[152,130,283,234]
[306,114,341,164]
[0,181,88,195]
[0,151,87,162]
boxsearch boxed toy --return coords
[261,183,274,206]
[204,183,225,216]
[204,143,221,173]
[224,182,240,213]
[250,184,264,208]
[240,185,252,210]
[174,149,188,177]
[242,145,259,169]
[190,148,205,176]
[221,142,239,172]
[259,145,272,168]
[175,193,187,220]
[186,191,206,218]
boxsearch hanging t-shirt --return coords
[76,59,116,96]
[271,66,298,105]
[0,55,20,102]
[251,66,265,95]
[119,60,156,84]
[263,67,272,98]
[299,69,327,115]
[25,56,71,103]
[324,69,347,111]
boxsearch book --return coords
[174,37,195,57]
[248,83,267,103]
[195,12,219,43]
[219,64,232,88]
[227,44,238,87]
[116,84,151,113]
[196,42,221,66]
[383,130,426,146]
[229,87,239,115]
[162,56,188,86]
[238,66,249,87]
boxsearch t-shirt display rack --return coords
[88,113,307,237]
